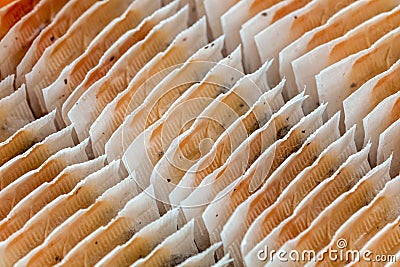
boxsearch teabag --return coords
[132,219,198,267]
[240,112,341,257]
[0,110,56,167]
[247,145,371,267]
[91,16,209,156]
[255,0,356,91]
[240,0,312,73]
[59,186,159,266]
[292,5,400,112]
[279,158,392,266]
[0,156,106,242]
[61,1,180,126]
[0,0,40,41]
[0,126,74,190]
[0,139,89,221]
[43,0,160,127]
[221,0,285,54]
[96,208,181,267]
[203,0,239,39]
[68,7,190,141]
[317,26,400,119]
[0,0,69,80]
[110,36,224,162]
[15,175,140,267]
[279,0,398,100]
[377,119,400,177]
[124,46,243,191]
[344,60,400,148]
[0,160,127,266]
[0,85,34,142]
[363,90,400,165]
[16,0,100,87]
[220,106,328,264]
[0,74,14,99]
[177,242,222,267]
[170,66,282,206]
[25,0,136,117]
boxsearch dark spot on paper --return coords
[55,256,61,262]
[350,82,357,88]
[183,37,187,42]
[261,12,267,16]
[302,130,306,133]
[204,45,209,49]
[240,103,244,108]
[64,79,68,85]
[216,214,218,217]
[167,179,171,183]
[294,15,298,19]
[50,36,55,42]
[110,56,115,62]
[95,241,98,245]
[211,43,215,47]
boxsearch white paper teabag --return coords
[0,74,14,99]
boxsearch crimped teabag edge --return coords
[96,208,181,267]
[68,6,190,141]
[316,26,400,119]
[203,0,238,39]
[0,110,56,168]
[0,125,74,191]
[240,0,312,73]
[170,62,280,207]
[0,74,14,99]
[112,36,224,163]
[176,242,222,267]
[0,156,106,243]
[124,45,242,193]
[15,174,139,267]
[16,0,100,87]
[0,85,34,142]
[131,219,198,267]
[58,186,159,266]
[61,1,181,125]
[377,118,400,177]
[292,5,400,112]
[91,15,209,157]
[42,0,160,127]
[212,254,234,267]
[25,0,136,117]
[0,139,89,221]
[247,144,371,267]
[279,0,399,104]
[1,160,126,266]
[0,0,68,80]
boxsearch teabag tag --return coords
[0,156,106,243]
[111,36,224,162]
[0,125,74,191]
[25,0,136,117]
[0,139,89,221]
[255,0,356,91]
[0,74,14,99]
[43,0,160,127]
[0,0,41,41]
[125,46,243,191]
[91,16,209,157]
[96,208,181,267]
[177,242,222,267]
[220,105,327,264]
[0,0,69,80]
[344,59,400,148]
[240,0,312,73]
[170,63,281,206]
[61,1,180,126]
[279,0,399,100]
[0,85,34,142]
[377,119,400,176]
[317,26,400,119]
[279,158,392,265]
[221,0,285,54]
[59,186,159,266]
[132,219,198,267]
[363,90,400,165]
[68,7,190,141]
[16,0,100,87]
[240,112,341,257]
[0,110,56,167]
[1,160,127,265]
[15,175,140,267]
[247,145,371,267]
[203,0,239,39]
[292,5,400,113]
